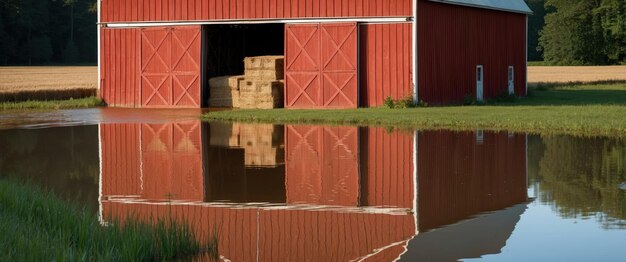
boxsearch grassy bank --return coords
[0,96,102,111]
[0,180,217,261]
[204,83,626,137]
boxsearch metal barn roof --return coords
[428,0,533,14]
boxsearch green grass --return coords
[527,61,552,66]
[0,96,102,111]
[0,179,218,261]
[204,83,626,137]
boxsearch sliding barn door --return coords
[141,26,201,108]
[285,23,358,109]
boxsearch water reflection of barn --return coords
[100,122,528,261]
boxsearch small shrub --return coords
[489,92,518,103]
[462,95,487,106]
[383,96,395,108]
[382,96,419,109]
[394,96,415,109]
[535,83,548,91]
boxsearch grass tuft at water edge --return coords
[0,96,103,111]
[0,179,218,261]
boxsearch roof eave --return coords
[427,0,534,15]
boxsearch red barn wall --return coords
[101,28,141,107]
[359,23,414,107]
[101,0,414,23]
[418,0,527,104]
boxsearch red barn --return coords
[98,0,531,108]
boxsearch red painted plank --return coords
[216,0,223,19]
[196,0,202,20]
[374,25,382,104]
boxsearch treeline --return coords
[527,0,626,65]
[0,0,97,65]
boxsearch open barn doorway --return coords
[201,24,284,108]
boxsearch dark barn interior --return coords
[201,24,285,106]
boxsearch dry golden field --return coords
[1,65,624,102]
[0,66,97,101]
[0,66,97,92]
[528,66,626,83]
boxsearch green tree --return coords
[540,0,604,65]
[29,35,54,63]
[595,0,626,64]
[540,0,626,65]
[63,39,79,63]
[526,0,546,61]
[0,0,96,65]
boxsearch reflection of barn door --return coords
[321,126,359,205]
[285,125,323,202]
[140,121,204,201]
[285,23,357,109]
[141,26,201,108]
[285,125,359,206]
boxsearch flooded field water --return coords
[1,108,625,261]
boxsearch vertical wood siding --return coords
[360,127,414,208]
[417,130,527,231]
[285,23,359,109]
[141,26,202,108]
[101,0,413,22]
[101,28,141,107]
[359,23,413,107]
[101,26,202,108]
[418,0,527,104]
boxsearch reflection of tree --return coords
[536,136,626,229]
[0,126,100,208]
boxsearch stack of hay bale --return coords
[239,56,284,109]
[208,75,244,108]
[207,122,284,167]
[239,123,283,167]
[209,122,240,148]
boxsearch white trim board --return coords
[103,17,412,28]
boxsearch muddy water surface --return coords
[1,108,625,261]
